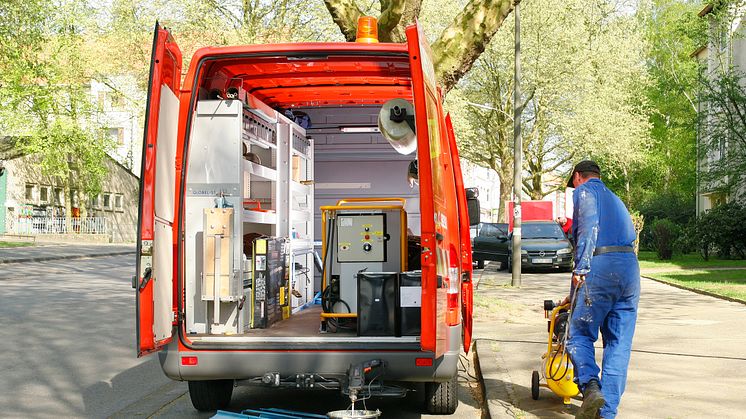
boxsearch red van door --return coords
[407,22,462,357]
[136,22,182,357]
[445,114,473,353]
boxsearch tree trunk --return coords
[324,0,515,94]
[64,184,73,234]
[497,165,512,222]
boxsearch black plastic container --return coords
[399,270,422,336]
[357,272,399,336]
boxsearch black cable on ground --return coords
[475,338,746,361]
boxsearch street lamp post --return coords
[512,1,522,287]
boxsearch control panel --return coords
[336,214,386,262]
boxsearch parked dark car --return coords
[472,220,573,271]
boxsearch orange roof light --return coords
[356,16,379,43]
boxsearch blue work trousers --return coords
[567,253,640,419]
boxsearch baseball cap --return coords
[567,160,601,187]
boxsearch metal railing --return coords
[7,216,109,235]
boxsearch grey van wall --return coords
[313,159,421,241]
[297,106,422,241]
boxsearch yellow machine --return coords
[531,300,580,404]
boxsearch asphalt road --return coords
[0,255,485,418]
[0,255,172,418]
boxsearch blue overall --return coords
[568,178,640,419]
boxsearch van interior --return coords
[180,51,427,347]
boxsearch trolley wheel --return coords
[531,370,540,400]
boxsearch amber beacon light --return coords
[356,16,379,43]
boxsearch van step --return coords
[212,407,329,419]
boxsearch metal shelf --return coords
[291,210,312,222]
[242,210,277,224]
[290,181,311,195]
[245,161,277,181]
[242,134,277,150]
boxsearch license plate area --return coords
[532,258,553,264]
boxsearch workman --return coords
[557,216,573,238]
[565,160,640,419]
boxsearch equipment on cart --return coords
[319,198,408,333]
[531,299,580,404]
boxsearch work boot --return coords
[576,380,605,419]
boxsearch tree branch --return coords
[324,0,364,42]
[377,0,405,42]
[431,0,515,94]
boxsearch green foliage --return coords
[651,218,680,260]
[0,0,114,214]
[636,191,694,250]
[697,68,746,197]
[604,0,703,209]
[449,0,650,208]
[696,202,746,259]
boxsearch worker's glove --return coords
[571,273,585,288]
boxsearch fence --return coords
[7,216,109,235]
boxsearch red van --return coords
[135,20,478,415]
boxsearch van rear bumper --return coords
[158,326,462,383]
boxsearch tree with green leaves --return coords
[601,0,703,218]
[446,0,650,219]
[1,0,113,229]
[695,0,746,202]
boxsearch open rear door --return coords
[407,22,460,357]
[136,22,182,357]
[445,114,473,353]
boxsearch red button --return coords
[365,235,370,239]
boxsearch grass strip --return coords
[638,251,746,270]
[645,269,746,303]
[0,241,34,248]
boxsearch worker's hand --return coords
[572,273,585,288]
[560,295,570,306]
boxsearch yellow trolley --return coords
[531,299,580,404]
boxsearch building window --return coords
[90,194,101,209]
[107,127,125,145]
[114,194,123,211]
[40,186,50,203]
[103,193,112,210]
[25,184,35,201]
[110,92,124,109]
[54,188,64,206]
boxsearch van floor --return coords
[189,305,357,338]
[249,305,357,337]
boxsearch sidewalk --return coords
[473,262,746,419]
[0,243,135,264]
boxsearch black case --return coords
[399,270,422,336]
[357,272,399,336]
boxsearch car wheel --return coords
[188,379,234,412]
[476,259,484,269]
[424,374,458,414]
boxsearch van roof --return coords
[190,43,413,108]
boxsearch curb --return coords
[642,275,746,306]
[474,339,537,419]
[0,251,134,265]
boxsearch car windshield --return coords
[478,223,509,237]
[523,223,565,239]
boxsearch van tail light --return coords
[181,356,198,366]
[415,357,433,367]
[446,247,460,326]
